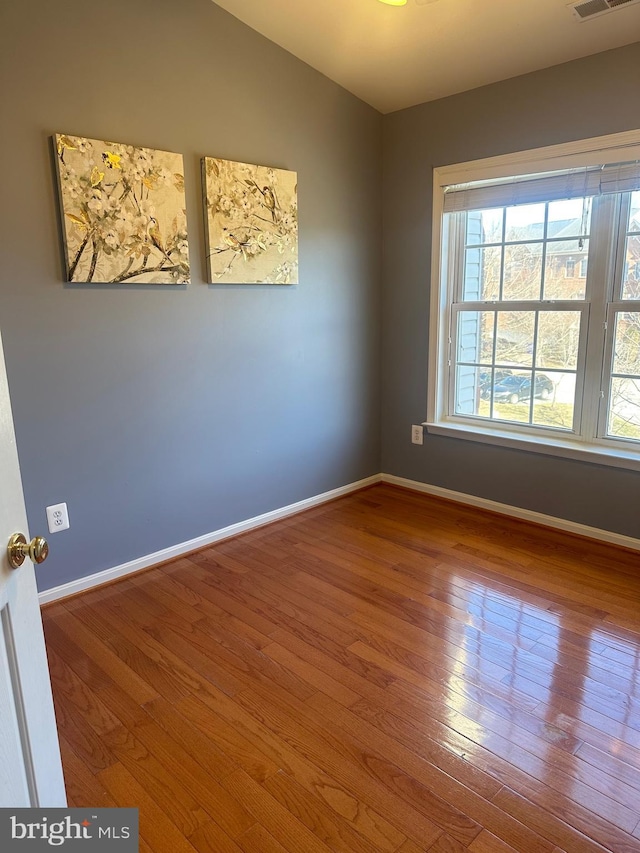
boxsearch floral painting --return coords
[54,133,190,283]
[203,157,298,284]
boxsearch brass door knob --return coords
[7,533,49,569]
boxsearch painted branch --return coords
[68,232,91,281]
[110,263,184,283]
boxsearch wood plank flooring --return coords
[41,484,640,853]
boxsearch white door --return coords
[0,329,66,807]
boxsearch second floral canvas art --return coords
[202,157,298,285]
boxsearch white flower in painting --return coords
[133,214,149,233]
[139,200,156,220]
[115,213,135,241]
[135,149,152,168]
[245,240,261,258]
[87,195,103,213]
[63,173,81,199]
[274,261,295,284]
[103,230,119,248]
[105,194,120,212]
[177,239,189,259]
[218,195,233,213]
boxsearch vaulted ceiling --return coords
[212,0,640,113]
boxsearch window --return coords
[428,131,640,469]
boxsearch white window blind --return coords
[443,162,640,213]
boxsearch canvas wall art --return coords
[54,133,190,283]
[203,157,298,284]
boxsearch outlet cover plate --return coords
[46,502,70,533]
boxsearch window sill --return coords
[424,421,640,472]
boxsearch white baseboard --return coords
[39,470,639,605]
[381,473,640,553]
[38,475,382,605]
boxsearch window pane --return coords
[492,371,532,423]
[543,239,588,300]
[607,313,640,441]
[505,204,545,242]
[612,313,640,376]
[466,209,503,246]
[608,378,640,441]
[503,243,543,300]
[622,194,640,300]
[455,366,491,418]
[463,246,501,301]
[629,191,640,231]
[621,235,640,300]
[533,372,575,431]
[495,312,534,367]
[547,198,591,239]
[537,311,581,370]
[457,311,495,365]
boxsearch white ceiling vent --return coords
[570,0,640,20]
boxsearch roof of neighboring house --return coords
[504,217,588,255]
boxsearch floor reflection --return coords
[442,570,640,836]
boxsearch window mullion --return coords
[580,194,618,441]
[598,194,637,440]
[598,304,616,439]
[446,215,466,417]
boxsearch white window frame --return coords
[427,129,640,471]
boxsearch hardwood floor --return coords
[42,484,640,853]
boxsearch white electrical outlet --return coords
[46,502,70,533]
[411,425,424,445]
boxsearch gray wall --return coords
[0,0,382,590]
[381,43,640,538]
[2,3,637,593]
